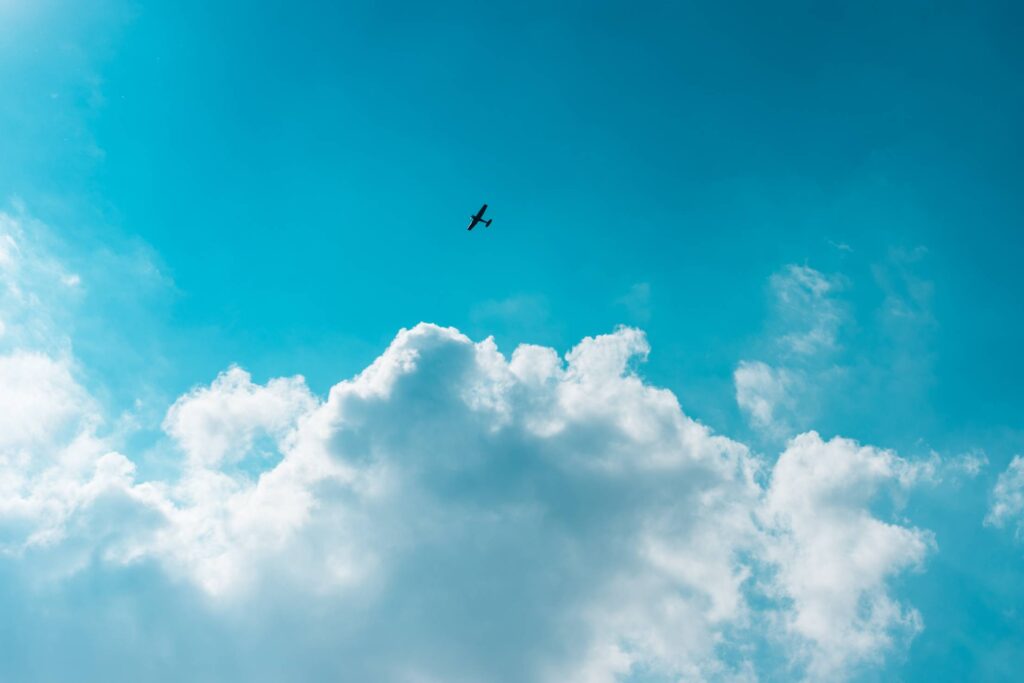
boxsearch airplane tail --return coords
[484,219,492,227]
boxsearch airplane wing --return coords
[468,203,488,230]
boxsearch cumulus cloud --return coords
[1,322,938,681]
[986,456,1024,537]
[0,210,942,682]
[762,433,934,680]
[163,366,317,469]
[0,211,132,559]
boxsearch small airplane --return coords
[467,203,492,231]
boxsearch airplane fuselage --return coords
[467,203,491,230]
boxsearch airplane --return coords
[467,203,492,231]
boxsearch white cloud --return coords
[0,211,943,682]
[0,209,81,353]
[0,348,155,574]
[734,360,796,436]
[986,456,1024,537]
[735,265,846,437]
[762,432,935,680]
[0,213,137,559]
[951,451,988,477]
[770,265,844,357]
[163,366,317,469]
[0,350,94,456]
[3,322,936,681]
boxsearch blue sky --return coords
[1,1,1024,681]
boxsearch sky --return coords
[1,0,1023,680]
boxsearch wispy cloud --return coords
[986,456,1024,538]
[770,264,846,357]
[734,264,846,438]
[734,360,797,437]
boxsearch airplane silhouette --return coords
[467,204,492,231]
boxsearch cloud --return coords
[163,366,317,469]
[770,265,845,357]
[734,360,797,437]
[0,350,94,457]
[1,323,938,681]
[0,210,942,682]
[734,265,846,438]
[0,210,138,560]
[762,433,935,680]
[0,208,82,354]
[986,456,1024,537]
